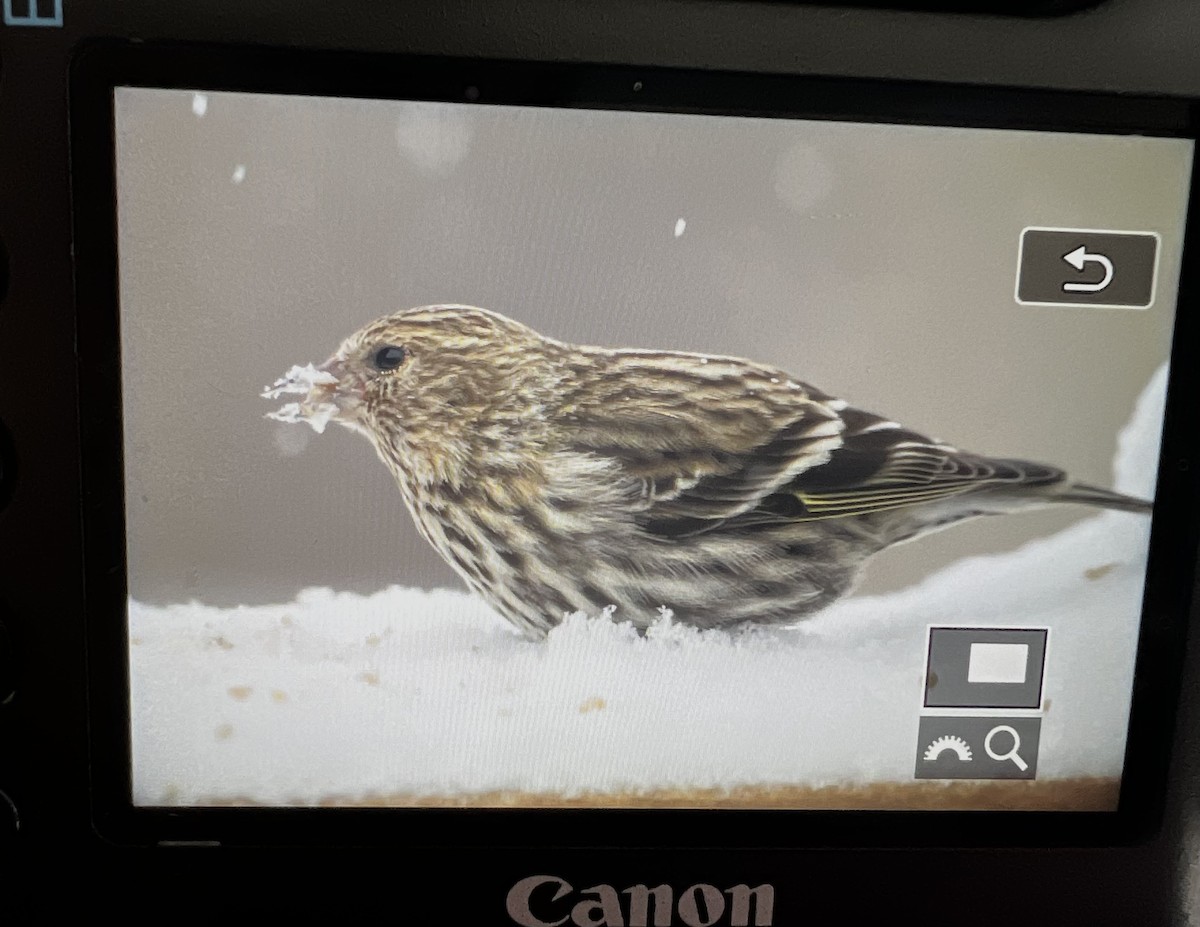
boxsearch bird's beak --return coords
[309,356,346,405]
[308,355,368,423]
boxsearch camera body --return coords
[2,1,1199,921]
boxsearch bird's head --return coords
[265,305,564,488]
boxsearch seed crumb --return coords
[215,723,234,741]
[1085,563,1117,581]
[271,689,288,703]
[579,696,607,714]
[227,686,253,701]
[358,671,380,686]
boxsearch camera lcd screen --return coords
[110,84,1193,813]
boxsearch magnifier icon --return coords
[984,724,1028,771]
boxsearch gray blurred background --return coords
[114,88,1192,607]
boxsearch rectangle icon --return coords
[968,642,1029,684]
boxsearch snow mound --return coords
[130,365,1166,805]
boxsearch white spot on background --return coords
[232,165,246,184]
[774,141,835,213]
[273,424,311,458]
[395,101,472,174]
[192,94,208,118]
[674,218,686,238]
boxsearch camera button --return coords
[0,618,13,707]
[0,420,13,513]
[0,237,8,303]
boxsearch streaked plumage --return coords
[264,304,1151,639]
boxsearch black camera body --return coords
[2,1,1199,922]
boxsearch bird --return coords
[263,304,1152,640]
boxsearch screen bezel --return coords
[69,40,1200,849]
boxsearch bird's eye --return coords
[372,345,407,371]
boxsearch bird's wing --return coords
[559,350,1062,536]
[776,404,1064,522]
[557,350,847,530]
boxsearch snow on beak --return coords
[261,358,345,434]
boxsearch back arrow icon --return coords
[1062,245,1114,293]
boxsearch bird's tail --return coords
[1056,482,1153,514]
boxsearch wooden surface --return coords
[205,777,1120,811]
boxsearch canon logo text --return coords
[506,875,775,927]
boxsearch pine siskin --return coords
[263,305,1152,639]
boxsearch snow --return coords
[129,366,1167,806]
[192,93,208,118]
[232,165,246,184]
[261,363,337,399]
[1114,362,1167,499]
[261,363,339,434]
[264,401,338,434]
[674,218,687,238]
